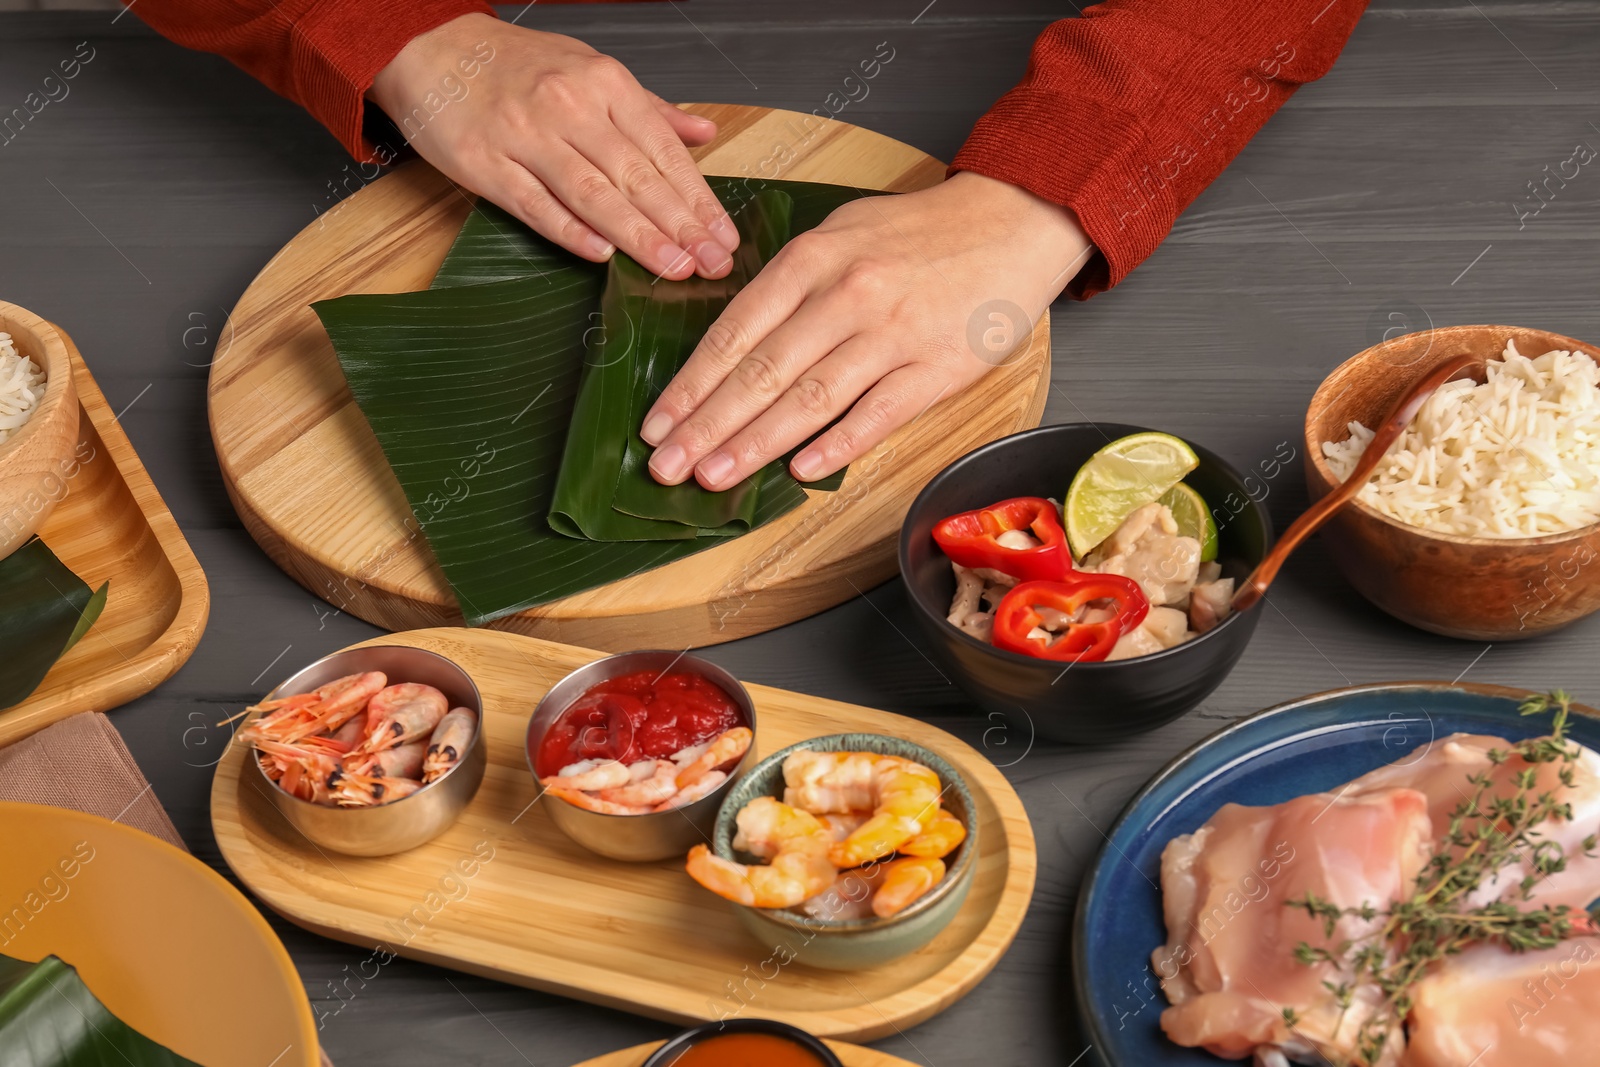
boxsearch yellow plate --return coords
[573,1040,920,1066]
[0,801,317,1067]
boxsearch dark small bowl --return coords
[899,423,1274,745]
[641,1019,843,1066]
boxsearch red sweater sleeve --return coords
[126,0,495,163]
[952,0,1369,298]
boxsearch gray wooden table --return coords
[3,1,1598,1063]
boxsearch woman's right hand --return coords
[369,12,738,280]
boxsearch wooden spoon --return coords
[1230,352,1483,614]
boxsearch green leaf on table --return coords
[0,538,108,711]
[316,177,874,625]
[0,952,201,1066]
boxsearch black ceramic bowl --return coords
[899,423,1273,744]
[640,1019,843,1066]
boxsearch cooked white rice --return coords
[0,332,47,446]
[1322,339,1600,538]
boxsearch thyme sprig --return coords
[1280,690,1599,1066]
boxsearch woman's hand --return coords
[369,13,738,280]
[640,171,1095,488]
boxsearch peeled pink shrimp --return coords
[422,706,477,783]
[546,786,650,816]
[596,760,682,807]
[541,759,631,792]
[652,770,727,811]
[817,811,870,843]
[675,727,753,790]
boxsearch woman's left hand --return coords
[639,171,1095,490]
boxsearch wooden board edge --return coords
[0,335,211,747]
[66,329,212,677]
[209,628,1038,1041]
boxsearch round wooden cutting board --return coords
[209,104,1050,648]
[572,1040,919,1067]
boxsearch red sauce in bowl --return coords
[661,1033,828,1066]
[533,669,744,776]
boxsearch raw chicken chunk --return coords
[1106,606,1190,661]
[1189,577,1235,634]
[1154,788,1432,1066]
[1083,502,1201,607]
[1402,938,1600,1066]
[1347,732,1600,912]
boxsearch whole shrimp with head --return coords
[230,670,478,808]
[232,672,387,745]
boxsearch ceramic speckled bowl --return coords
[709,733,977,971]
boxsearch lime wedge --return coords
[1065,432,1200,558]
[1160,483,1217,562]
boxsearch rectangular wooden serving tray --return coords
[210,628,1037,1041]
[0,328,210,747]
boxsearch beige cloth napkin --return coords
[0,711,185,848]
[0,712,335,1067]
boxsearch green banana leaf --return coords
[0,538,108,711]
[548,188,792,540]
[317,177,874,625]
[0,953,201,1066]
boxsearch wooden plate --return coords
[210,627,1037,1041]
[573,1040,919,1067]
[0,326,210,746]
[0,801,317,1067]
[208,103,1050,650]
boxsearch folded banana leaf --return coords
[0,953,201,1066]
[0,538,108,711]
[549,188,792,540]
[317,177,874,625]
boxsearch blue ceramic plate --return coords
[1072,681,1600,1067]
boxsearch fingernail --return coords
[693,240,733,274]
[710,215,739,252]
[640,411,673,446]
[698,451,735,487]
[650,443,687,482]
[659,244,693,277]
[791,449,824,481]
[584,234,615,260]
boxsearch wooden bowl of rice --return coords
[1305,324,1600,641]
[0,301,80,561]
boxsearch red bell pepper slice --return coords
[931,497,1073,583]
[992,576,1150,663]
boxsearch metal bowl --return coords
[525,650,756,863]
[248,645,486,857]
